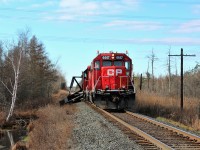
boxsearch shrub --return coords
[28,104,76,150]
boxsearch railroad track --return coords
[86,102,200,150]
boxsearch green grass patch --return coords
[156,117,198,132]
[22,136,29,142]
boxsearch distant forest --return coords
[135,61,200,99]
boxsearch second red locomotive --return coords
[82,51,135,110]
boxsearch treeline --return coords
[135,63,200,99]
[0,31,65,109]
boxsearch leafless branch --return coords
[0,80,13,95]
[10,79,13,89]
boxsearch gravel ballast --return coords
[72,102,143,150]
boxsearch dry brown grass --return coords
[0,111,6,124]
[52,90,69,104]
[1,90,76,149]
[27,104,76,150]
[14,109,37,118]
[136,91,200,130]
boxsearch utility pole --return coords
[168,49,171,93]
[169,48,196,111]
[140,73,142,91]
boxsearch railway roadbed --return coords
[86,102,200,150]
[111,112,200,150]
[71,102,143,150]
[70,102,200,150]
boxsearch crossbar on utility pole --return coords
[169,48,196,111]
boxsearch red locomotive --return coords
[62,51,135,110]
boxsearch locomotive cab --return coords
[84,52,135,110]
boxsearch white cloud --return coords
[105,20,162,31]
[60,0,82,7]
[174,20,200,33]
[0,0,29,3]
[0,0,11,3]
[31,1,57,8]
[59,0,98,17]
[57,0,140,20]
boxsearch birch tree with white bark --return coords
[1,48,23,122]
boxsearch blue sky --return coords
[0,0,200,84]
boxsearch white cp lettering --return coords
[107,69,122,76]
[116,69,122,76]
[107,69,114,76]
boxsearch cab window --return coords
[114,61,123,66]
[103,60,112,66]
[84,72,87,78]
[125,61,130,70]
[94,61,100,70]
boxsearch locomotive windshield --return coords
[102,60,124,66]
[114,60,123,66]
[103,60,112,66]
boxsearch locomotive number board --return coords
[116,56,123,60]
[102,56,124,60]
[102,56,110,60]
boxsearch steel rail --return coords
[126,111,200,143]
[89,103,173,150]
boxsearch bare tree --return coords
[147,49,158,91]
[146,60,150,89]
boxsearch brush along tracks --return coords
[86,102,200,150]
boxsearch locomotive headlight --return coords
[112,54,114,59]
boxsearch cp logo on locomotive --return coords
[107,69,122,76]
